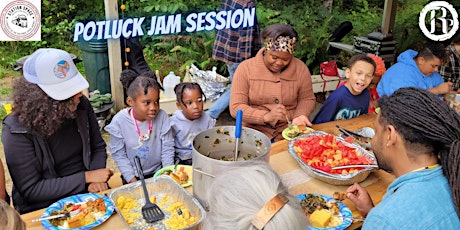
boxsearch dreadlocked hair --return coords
[174,82,206,107]
[378,87,460,217]
[120,69,162,100]
[11,77,77,136]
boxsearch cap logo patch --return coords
[54,60,70,78]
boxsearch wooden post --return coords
[381,0,397,36]
[104,0,124,111]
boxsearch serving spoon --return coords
[234,110,242,161]
[332,164,379,170]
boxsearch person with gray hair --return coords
[201,161,308,229]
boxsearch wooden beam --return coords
[104,0,124,111]
[381,0,397,36]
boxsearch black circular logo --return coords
[1,1,40,40]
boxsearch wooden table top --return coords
[21,113,395,230]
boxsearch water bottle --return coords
[163,71,180,98]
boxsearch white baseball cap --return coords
[23,48,89,100]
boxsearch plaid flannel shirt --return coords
[440,44,460,90]
[212,0,262,64]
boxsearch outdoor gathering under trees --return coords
[1,0,458,80]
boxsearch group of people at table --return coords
[0,22,459,229]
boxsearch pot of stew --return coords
[192,126,271,210]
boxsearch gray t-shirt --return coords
[170,110,216,160]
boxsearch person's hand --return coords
[292,115,313,127]
[128,177,138,183]
[346,183,374,216]
[263,105,287,127]
[431,82,453,94]
[87,182,109,193]
[85,168,113,183]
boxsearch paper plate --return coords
[282,126,315,140]
[153,164,193,187]
[297,193,352,230]
[41,193,114,230]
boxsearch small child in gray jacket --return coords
[170,83,216,165]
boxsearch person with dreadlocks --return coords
[170,82,216,165]
[346,87,460,228]
[105,69,174,184]
[377,42,452,96]
[230,23,316,142]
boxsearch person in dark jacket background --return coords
[1,48,113,214]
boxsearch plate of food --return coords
[297,193,352,230]
[40,193,114,229]
[282,124,315,140]
[289,131,377,185]
[153,164,193,187]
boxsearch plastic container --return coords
[163,71,180,98]
[78,39,111,94]
[108,176,206,229]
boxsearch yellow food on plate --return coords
[285,125,314,139]
[299,194,343,228]
[50,197,107,228]
[309,209,332,228]
[158,166,192,186]
[170,171,189,185]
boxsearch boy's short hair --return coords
[416,42,448,62]
[347,53,376,73]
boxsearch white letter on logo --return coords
[186,13,197,33]
[73,22,84,42]
[83,21,96,41]
[132,17,145,37]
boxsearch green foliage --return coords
[0,88,12,98]
[0,105,6,121]
[122,0,222,77]
[392,0,429,53]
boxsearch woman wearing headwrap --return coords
[230,23,316,141]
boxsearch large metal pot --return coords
[192,126,271,209]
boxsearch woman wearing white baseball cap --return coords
[1,48,113,214]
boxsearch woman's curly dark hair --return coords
[12,77,77,136]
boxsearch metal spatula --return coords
[134,156,165,223]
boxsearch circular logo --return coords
[54,60,70,78]
[1,1,40,40]
[419,1,459,41]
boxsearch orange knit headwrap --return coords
[367,54,386,77]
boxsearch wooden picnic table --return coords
[21,113,395,229]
